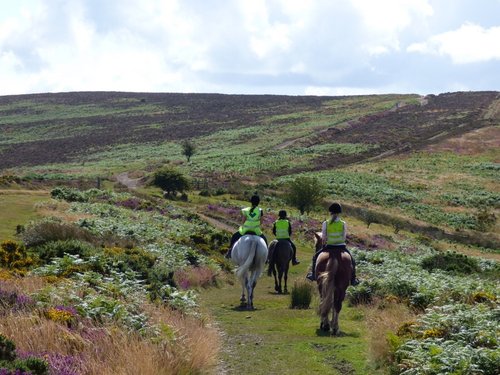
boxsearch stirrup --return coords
[351,278,360,286]
[306,272,315,281]
[292,259,300,266]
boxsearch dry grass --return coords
[0,294,220,375]
[361,299,417,366]
[173,265,219,290]
[34,199,92,222]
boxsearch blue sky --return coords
[0,0,499,96]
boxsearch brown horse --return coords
[314,233,353,335]
[267,240,293,294]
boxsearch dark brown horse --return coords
[267,240,293,294]
[314,233,353,335]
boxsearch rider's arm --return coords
[321,221,327,245]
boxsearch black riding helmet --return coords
[329,202,342,214]
[250,195,260,206]
[278,210,287,219]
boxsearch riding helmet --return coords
[278,210,287,218]
[329,202,342,214]
[250,195,260,206]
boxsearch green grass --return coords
[0,190,48,240]
[199,251,380,375]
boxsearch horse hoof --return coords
[275,286,280,292]
[320,323,330,332]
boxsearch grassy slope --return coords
[0,190,48,240]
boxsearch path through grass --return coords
[199,249,381,375]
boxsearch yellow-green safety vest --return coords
[326,220,345,245]
[239,207,262,235]
[274,219,290,239]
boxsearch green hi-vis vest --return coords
[274,219,290,239]
[326,220,345,245]
[239,207,262,235]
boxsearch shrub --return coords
[152,167,191,197]
[0,335,49,375]
[421,251,480,274]
[34,239,95,262]
[290,280,313,309]
[0,241,34,271]
[284,176,326,215]
[347,283,374,305]
[0,335,16,361]
[22,219,94,247]
[50,186,87,202]
[475,209,496,232]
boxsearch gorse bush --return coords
[0,241,35,272]
[421,251,480,274]
[290,280,313,309]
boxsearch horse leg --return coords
[273,267,280,293]
[240,276,247,305]
[247,279,257,310]
[331,289,345,335]
[283,267,289,294]
[277,268,284,294]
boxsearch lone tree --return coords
[152,167,191,197]
[285,176,326,215]
[181,140,196,162]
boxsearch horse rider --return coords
[269,210,300,265]
[306,202,359,286]
[225,195,268,258]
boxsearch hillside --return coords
[0,91,499,375]
[1,91,498,174]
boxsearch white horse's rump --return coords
[231,235,268,309]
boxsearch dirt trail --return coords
[115,172,141,189]
[196,212,235,233]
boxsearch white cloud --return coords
[0,1,498,95]
[352,0,434,53]
[408,23,500,64]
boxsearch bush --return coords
[22,219,94,247]
[347,283,374,305]
[0,335,48,375]
[0,335,16,361]
[34,239,95,262]
[284,176,326,215]
[152,167,191,197]
[0,241,34,271]
[50,186,87,202]
[421,251,480,274]
[290,280,313,309]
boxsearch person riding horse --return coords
[306,203,359,286]
[225,195,268,259]
[269,210,300,266]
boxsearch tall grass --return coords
[0,275,220,375]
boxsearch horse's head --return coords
[314,232,323,252]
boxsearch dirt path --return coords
[115,172,141,189]
[196,212,235,233]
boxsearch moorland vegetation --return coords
[0,91,498,374]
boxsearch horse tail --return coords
[318,256,338,317]
[235,237,257,280]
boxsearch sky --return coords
[0,0,499,97]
